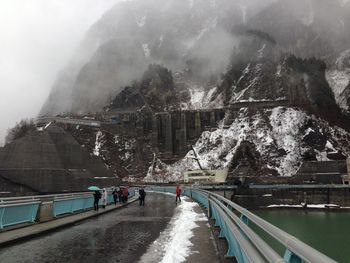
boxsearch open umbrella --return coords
[88,186,101,191]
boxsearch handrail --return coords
[1,192,88,199]
[0,190,112,203]
[208,191,337,263]
[0,201,41,208]
[210,194,284,263]
[147,186,336,263]
[0,187,127,229]
[210,200,266,262]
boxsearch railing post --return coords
[207,194,212,218]
[30,203,37,222]
[37,197,54,222]
[240,214,249,225]
[284,249,304,263]
[0,207,5,229]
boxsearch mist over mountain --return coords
[40,0,350,117]
[40,0,276,115]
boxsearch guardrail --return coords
[147,186,336,263]
[36,117,101,128]
[53,193,95,217]
[0,188,135,230]
[53,188,136,217]
[0,197,40,229]
[249,184,350,189]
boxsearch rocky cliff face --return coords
[35,0,350,181]
[145,107,350,181]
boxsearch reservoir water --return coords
[254,210,350,263]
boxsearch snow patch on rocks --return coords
[326,69,350,111]
[93,131,104,156]
[145,106,350,182]
[136,14,147,27]
[269,107,307,176]
[186,86,219,109]
[142,44,151,58]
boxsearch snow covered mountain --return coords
[145,107,350,181]
[37,0,350,181]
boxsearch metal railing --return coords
[0,196,40,229]
[147,186,336,263]
[0,188,136,229]
[36,117,101,128]
[53,193,95,217]
[53,188,136,217]
[249,184,350,189]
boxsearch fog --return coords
[41,0,279,115]
[0,0,121,145]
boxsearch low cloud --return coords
[0,0,120,145]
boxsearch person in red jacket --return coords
[176,186,182,203]
[122,187,129,203]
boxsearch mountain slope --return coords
[145,107,350,181]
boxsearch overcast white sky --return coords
[0,0,121,145]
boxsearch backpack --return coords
[96,191,102,199]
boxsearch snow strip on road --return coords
[139,195,207,263]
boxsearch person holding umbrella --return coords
[89,186,101,211]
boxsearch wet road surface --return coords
[0,193,176,263]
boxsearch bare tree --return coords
[5,119,36,145]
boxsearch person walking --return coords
[176,185,182,203]
[112,187,119,205]
[123,187,129,203]
[102,188,108,208]
[93,190,101,211]
[139,188,146,206]
[118,187,123,203]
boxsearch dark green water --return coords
[253,210,350,263]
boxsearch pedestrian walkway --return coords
[183,201,221,263]
[138,195,222,263]
[0,196,138,247]
[0,194,176,263]
[0,193,225,263]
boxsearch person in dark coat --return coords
[139,188,146,206]
[93,190,101,211]
[112,187,119,205]
[118,188,123,203]
[176,186,182,203]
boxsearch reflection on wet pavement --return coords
[0,193,176,263]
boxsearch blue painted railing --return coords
[0,198,40,229]
[53,188,136,217]
[147,186,336,263]
[53,194,95,217]
[0,187,136,229]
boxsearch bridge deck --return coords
[0,193,221,263]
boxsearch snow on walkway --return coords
[139,195,207,263]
